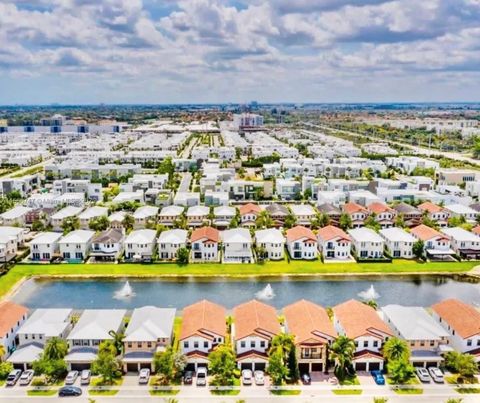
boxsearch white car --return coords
[6,369,22,386]
[415,368,431,383]
[139,368,150,385]
[242,369,253,385]
[19,370,34,386]
[65,370,79,385]
[80,370,91,385]
[428,367,444,383]
[254,370,265,386]
[196,367,208,386]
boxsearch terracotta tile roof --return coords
[333,299,393,339]
[0,301,28,337]
[368,202,394,214]
[286,225,316,242]
[239,203,261,215]
[180,299,226,340]
[284,300,336,345]
[233,300,280,340]
[472,226,480,236]
[410,224,444,241]
[317,225,350,242]
[431,299,480,339]
[343,202,368,215]
[190,226,220,243]
[418,201,443,213]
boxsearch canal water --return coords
[10,275,480,310]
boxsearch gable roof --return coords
[317,203,341,215]
[67,309,126,340]
[17,308,71,337]
[190,226,219,243]
[343,202,368,215]
[233,300,280,340]
[317,225,350,242]
[368,202,394,214]
[124,229,157,244]
[286,225,316,242]
[333,299,393,339]
[180,299,226,340]
[221,228,252,243]
[92,228,124,244]
[418,201,443,213]
[265,203,289,216]
[59,229,95,244]
[0,301,28,337]
[410,224,444,241]
[239,203,261,215]
[124,306,176,342]
[158,229,188,244]
[284,300,336,344]
[393,202,421,215]
[431,299,480,339]
[255,228,285,244]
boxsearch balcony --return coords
[301,353,322,359]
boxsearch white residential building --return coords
[132,205,158,228]
[58,230,94,262]
[317,225,351,260]
[50,206,83,231]
[124,229,157,261]
[348,228,384,259]
[286,226,317,260]
[17,309,72,346]
[222,228,253,263]
[29,232,62,261]
[186,205,210,227]
[78,206,109,229]
[157,229,188,260]
[213,206,236,228]
[0,206,32,226]
[158,205,184,227]
[379,227,415,259]
[190,227,220,262]
[289,204,316,226]
[441,227,480,259]
[254,228,285,260]
[444,204,478,224]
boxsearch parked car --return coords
[6,369,22,386]
[254,370,265,386]
[196,367,207,386]
[428,367,444,383]
[139,368,150,385]
[65,370,79,385]
[58,386,82,397]
[19,370,34,386]
[242,369,253,385]
[301,373,311,385]
[183,371,193,385]
[371,370,385,385]
[80,370,91,385]
[416,368,431,383]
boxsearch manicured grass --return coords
[173,317,182,352]
[0,379,5,387]
[456,387,480,394]
[446,374,478,385]
[149,388,180,396]
[271,389,301,395]
[1,260,476,300]
[27,388,58,396]
[388,378,423,394]
[211,388,241,396]
[332,389,362,395]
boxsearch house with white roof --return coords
[58,230,95,262]
[213,205,236,228]
[132,205,158,228]
[0,226,27,246]
[108,211,127,229]
[441,227,480,259]
[50,206,83,231]
[348,227,385,260]
[0,206,32,226]
[317,190,347,207]
[379,227,415,259]
[29,232,62,261]
[381,305,450,368]
[66,309,126,370]
[222,228,253,263]
[78,206,109,229]
[124,229,156,262]
[112,190,145,204]
[254,228,285,260]
[174,191,200,207]
[444,203,479,224]
[123,306,176,373]
[158,205,184,227]
[186,205,210,227]
[289,204,316,226]
[317,225,351,261]
[0,233,17,262]
[157,229,188,260]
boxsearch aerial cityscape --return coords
[1,1,480,403]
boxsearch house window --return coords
[204,341,208,348]
[260,341,265,348]
[250,341,256,348]
[194,341,199,348]
[363,341,368,348]
[467,339,472,346]
[241,341,246,348]
[183,341,189,349]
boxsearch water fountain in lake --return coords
[358,284,380,301]
[114,281,135,299]
[256,283,275,300]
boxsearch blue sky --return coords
[1,0,480,104]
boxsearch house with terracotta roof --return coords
[233,300,281,371]
[410,224,454,260]
[0,301,28,360]
[286,225,317,260]
[190,226,220,262]
[473,225,480,237]
[431,299,480,361]
[317,225,351,261]
[367,202,396,228]
[418,202,450,227]
[284,300,337,373]
[180,300,226,371]
[393,202,422,228]
[348,227,385,260]
[333,299,393,371]
[239,203,261,227]
[342,202,369,228]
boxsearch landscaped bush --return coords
[0,362,13,379]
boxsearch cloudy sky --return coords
[1,0,480,104]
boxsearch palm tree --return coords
[43,337,68,360]
[0,344,6,361]
[329,336,356,381]
[256,210,273,229]
[123,214,134,232]
[382,337,410,363]
[108,330,125,355]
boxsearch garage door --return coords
[197,363,208,368]
[426,362,438,368]
[255,363,266,371]
[312,363,323,372]
[71,363,90,371]
[140,363,151,370]
[369,362,381,371]
[299,363,309,374]
[241,363,253,370]
[185,363,195,372]
[126,363,138,372]
[355,362,367,371]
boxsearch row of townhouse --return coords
[4,298,478,375]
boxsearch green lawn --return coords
[456,387,480,394]
[388,378,423,394]
[271,389,301,395]
[149,388,180,396]
[334,375,362,395]
[1,260,476,299]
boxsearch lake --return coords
[9,274,480,310]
